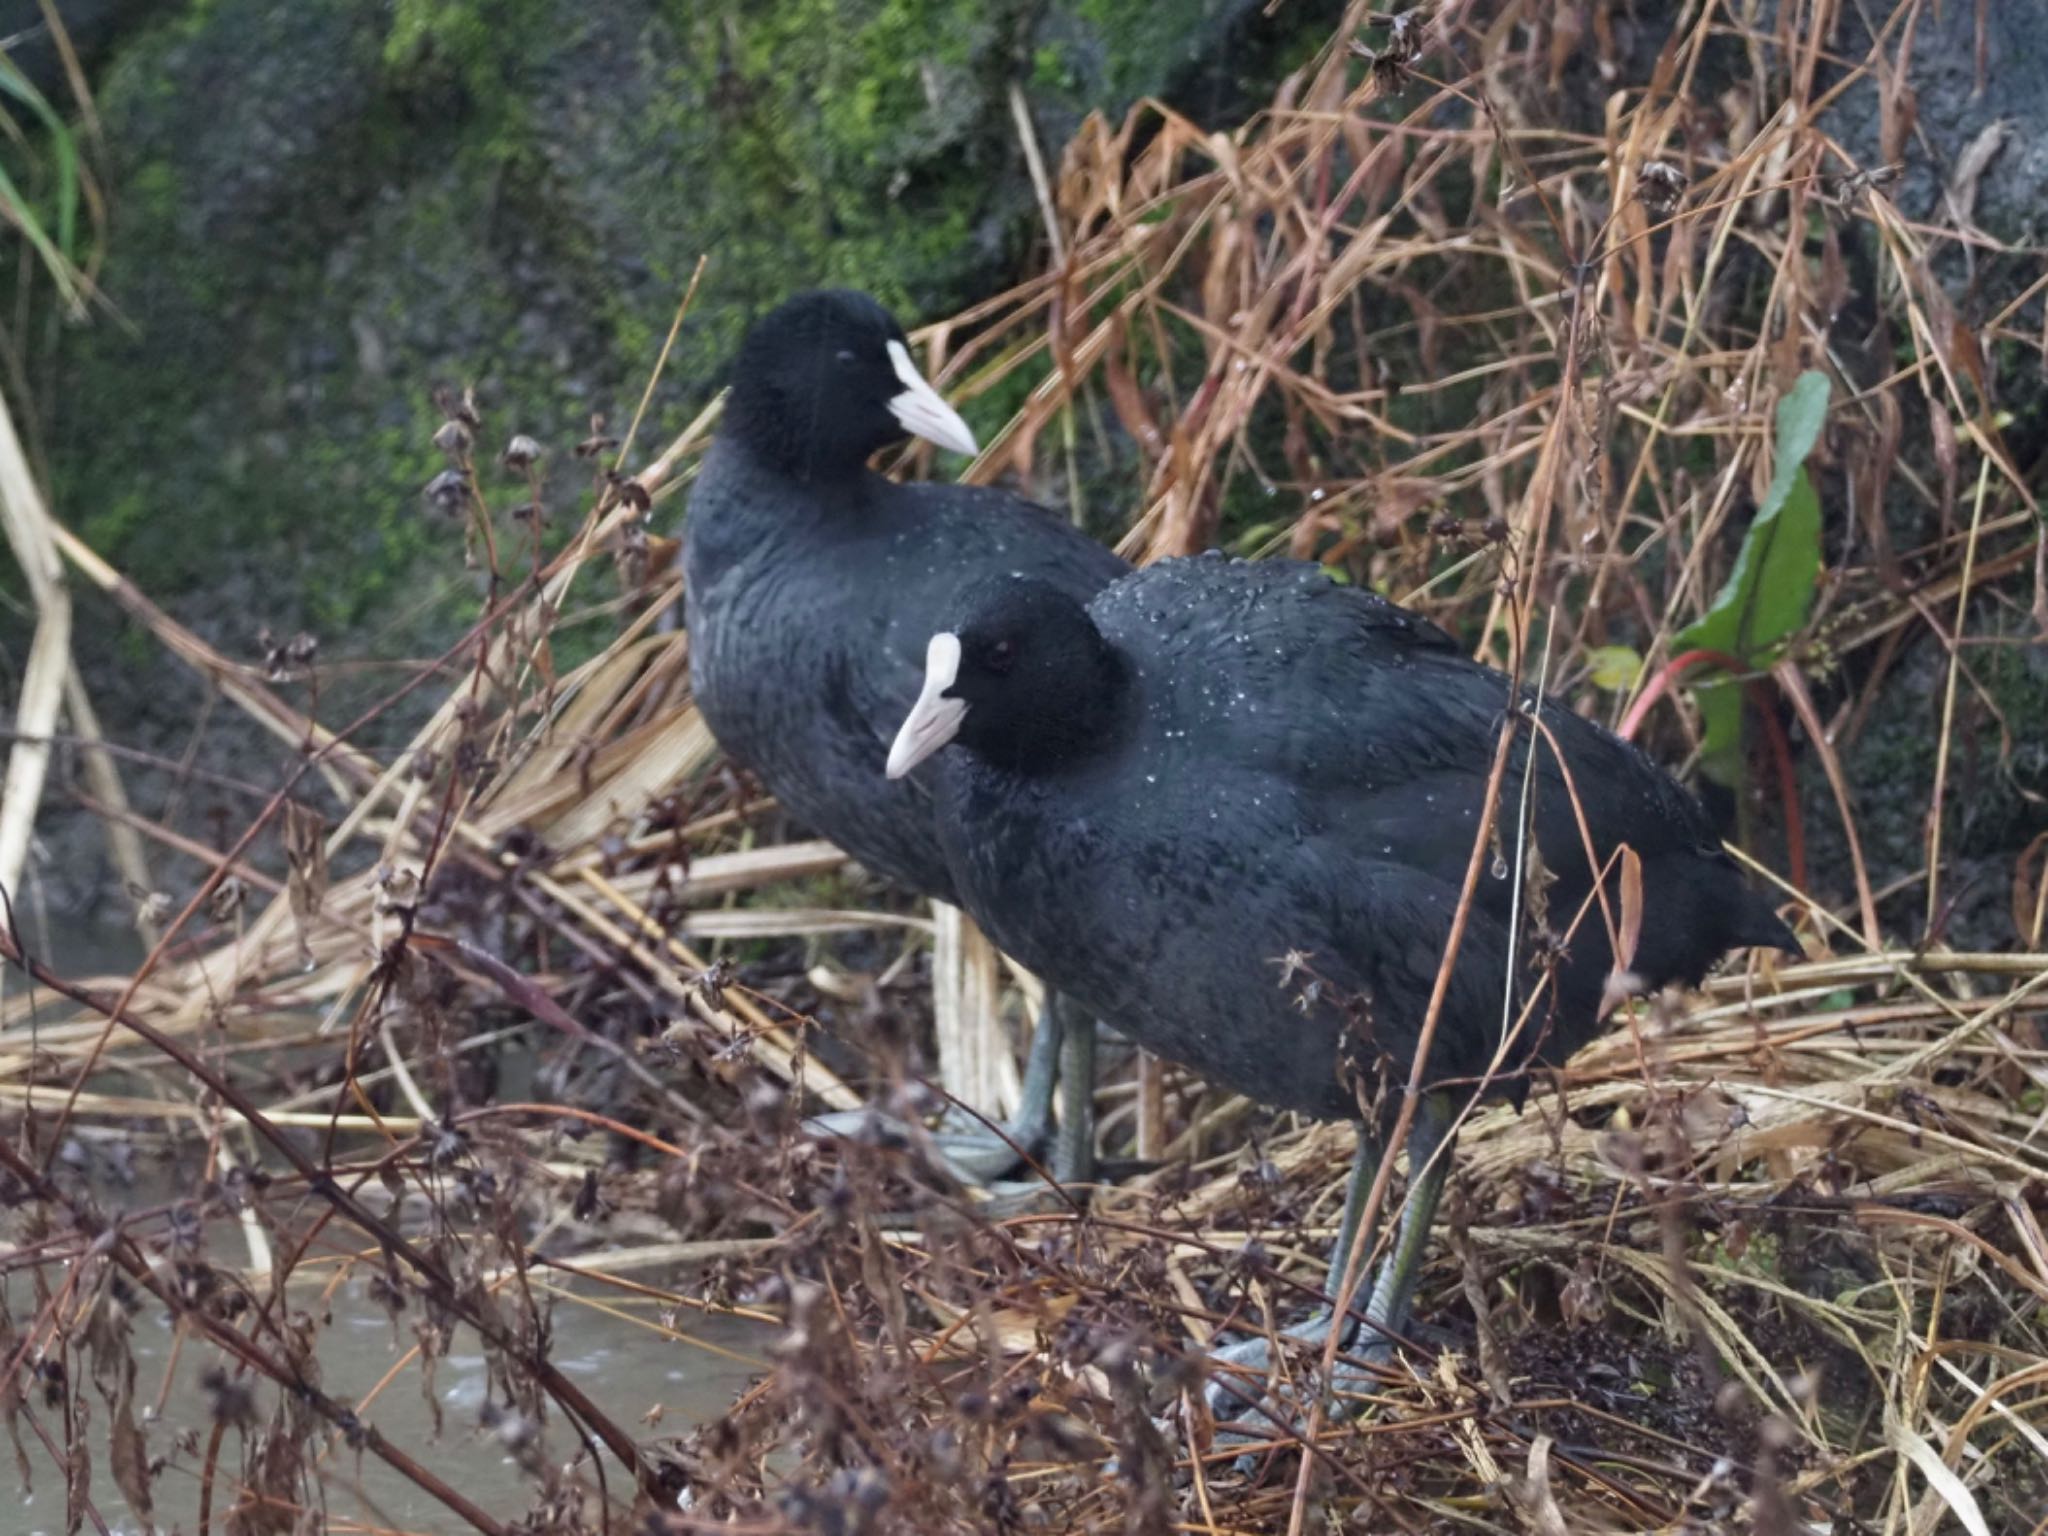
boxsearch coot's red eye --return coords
[986,638,1017,673]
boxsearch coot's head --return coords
[887,577,1124,780]
[724,289,977,480]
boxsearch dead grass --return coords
[3,1,2046,1532]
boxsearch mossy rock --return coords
[1797,617,2048,951]
[29,0,1336,708]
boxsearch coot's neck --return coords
[686,435,880,586]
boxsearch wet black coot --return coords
[889,554,1801,1411]
[683,290,1128,1180]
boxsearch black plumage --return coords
[898,555,1796,1115]
[889,552,1799,1407]
[681,290,1128,1175]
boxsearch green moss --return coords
[1069,0,1197,103]
[632,0,1035,330]
[33,0,1339,690]
[1061,0,1330,113]
[1031,45,1077,93]
[381,0,561,163]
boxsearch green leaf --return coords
[0,51,87,314]
[1692,676,1744,786]
[1674,370,1830,663]
[1585,644,1643,691]
[1229,520,1283,553]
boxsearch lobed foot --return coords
[803,990,1100,1190]
[801,1105,1041,1187]
[1201,1315,1401,1444]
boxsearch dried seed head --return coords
[433,384,482,430]
[422,468,469,518]
[427,1118,470,1170]
[372,862,421,915]
[1558,1254,1607,1325]
[129,884,175,929]
[502,433,543,472]
[693,955,735,1010]
[257,627,319,680]
[432,418,473,462]
[1352,6,1430,89]
[1636,160,1687,216]
[206,877,247,925]
[575,414,619,459]
[605,469,652,513]
[1826,162,1902,206]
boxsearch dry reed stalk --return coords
[929,902,1019,1121]
[5,0,2047,1529]
[0,394,72,907]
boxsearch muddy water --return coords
[7,924,772,1535]
[12,1268,767,1536]
[19,1280,764,1535]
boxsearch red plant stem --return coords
[1616,647,1755,741]
[1750,681,1809,892]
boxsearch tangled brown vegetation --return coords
[3,1,2046,1532]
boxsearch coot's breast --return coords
[684,457,1128,903]
[684,468,962,898]
[939,748,1363,1121]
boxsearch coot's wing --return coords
[1303,845,1545,1094]
[1089,556,1471,803]
[1103,557,1716,858]
[1394,645,1796,972]
[1096,556,1783,1009]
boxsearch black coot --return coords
[683,290,1128,1180]
[888,554,1800,1412]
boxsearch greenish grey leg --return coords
[1207,1101,1456,1438]
[1203,1123,1383,1423]
[1008,989,1063,1153]
[1352,1090,1454,1360]
[1052,1001,1097,1185]
[925,988,1064,1183]
[804,992,1066,1187]
[1323,1130,1386,1341]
